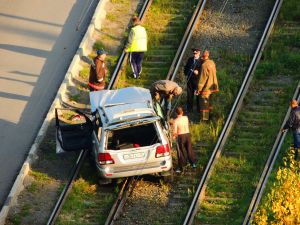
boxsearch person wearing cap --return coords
[125,16,147,79]
[150,80,182,119]
[172,106,196,173]
[282,99,300,160]
[196,50,219,121]
[184,48,203,113]
[88,49,108,91]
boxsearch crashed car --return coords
[55,87,172,181]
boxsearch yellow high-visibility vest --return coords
[127,25,147,52]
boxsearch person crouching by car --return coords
[88,49,108,91]
[150,80,182,119]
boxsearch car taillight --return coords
[155,144,170,158]
[98,153,114,165]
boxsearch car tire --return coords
[162,170,174,183]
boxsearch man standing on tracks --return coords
[196,50,219,121]
[184,48,202,113]
[282,99,300,160]
[88,49,108,91]
[172,106,196,173]
[125,16,148,79]
[150,80,182,119]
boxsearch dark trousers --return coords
[292,131,300,160]
[129,52,144,77]
[176,133,196,169]
[187,79,199,112]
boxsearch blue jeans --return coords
[161,97,171,118]
[292,131,300,148]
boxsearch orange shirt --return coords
[173,115,190,136]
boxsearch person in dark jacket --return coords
[282,99,300,160]
[88,49,107,91]
[196,50,219,121]
[184,48,202,113]
[150,80,182,118]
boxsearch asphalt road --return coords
[0,0,98,208]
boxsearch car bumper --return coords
[96,157,172,179]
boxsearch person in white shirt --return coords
[172,106,196,173]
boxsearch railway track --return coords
[46,1,151,224]
[242,82,300,225]
[105,177,137,225]
[43,0,288,224]
[105,1,207,224]
[109,0,280,225]
[182,0,300,224]
[48,0,201,224]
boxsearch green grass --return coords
[69,93,81,102]
[195,0,300,223]
[8,204,31,225]
[93,41,105,51]
[57,162,116,225]
[50,0,300,224]
[106,12,117,21]
[30,170,52,183]
[116,0,197,89]
[79,66,89,80]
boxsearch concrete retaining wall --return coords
[0,0,109,224]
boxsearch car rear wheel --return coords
[161,170,174,183]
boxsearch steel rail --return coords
[107,0,153,90]
[46,1,152,224]
[47,149,87,225]
[103,1,208,222]
[103,1,209,223]
[182,0,283,224]
[105,177,137,225]
[166,0,207,80]
[242,81,300,225]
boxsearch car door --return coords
[153,102,171,141]
[55,108,94,153]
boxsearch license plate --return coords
[123,152,145,160]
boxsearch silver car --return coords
[56,87,172,181]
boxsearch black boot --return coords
[200,111,209,121]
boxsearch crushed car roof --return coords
[89,87,156,125]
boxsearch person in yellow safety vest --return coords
[125,16,147,79]
[196,50,219,121]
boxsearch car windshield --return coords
[106,122,160,150]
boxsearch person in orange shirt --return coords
[172,106,196,173]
